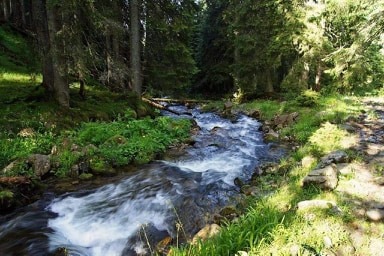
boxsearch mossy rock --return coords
[136,102,156,118]
[0,190,15,211]
[123,109,137,120]
[79,173,93,180]
[89,159,116,176]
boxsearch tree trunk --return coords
[264,68,274,94]
[314,63,323,91]
[130,0,142,95]
[46,2,70,108]
[301,62,309,89]
[32,0,54,96]
[2,0,9,21]
[105,31,112,86]
[10,0,23,27]
[20,0,26,27]
[0,1,3,21]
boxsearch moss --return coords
[78,173,93,180]
[0,190,14,200]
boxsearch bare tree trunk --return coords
[105,31,112,86]
[2,0,9,21]
[130,0,142,95]
[301,62,309,89]
[314,63,323,91]
[264,68,274,94]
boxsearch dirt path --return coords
[335,97,384,255]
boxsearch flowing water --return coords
[0,106,284,256]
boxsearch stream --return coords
[0,106,284,256]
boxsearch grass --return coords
[171,93,369,255]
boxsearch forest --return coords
[1,0,383,103]
[0,0,384,255]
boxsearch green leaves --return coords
[75,117,191,166]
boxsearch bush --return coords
[296,90,320,107]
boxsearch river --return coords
[0,105,284,256]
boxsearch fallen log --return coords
[151,98,210,104]
[142,97,192,116]
[0,176,31,185]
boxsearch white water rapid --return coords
[0,106,283,256]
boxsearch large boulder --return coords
[27,154,51,177]
[272,112,299,129]
[303,164,338,190]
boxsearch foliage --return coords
[296,89,320,107]
[144,0,199,95]
[0,132,55,170]
[75,117,192,167]
[227,0,294,95]
[0,190,14,201]
[193,0,234,95]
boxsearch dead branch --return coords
[151,98,210,104]
[142,97,190,115]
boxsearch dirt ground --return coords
[335,97,384,255]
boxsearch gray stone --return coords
[264,129,279,142]
[248,109,261,119]
[302,164,338,190]
[318,151,349,168]
[297,200,338,211]
[366,209,384,221]
[340,124,357,133]
[27,154,51,177]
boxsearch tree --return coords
[227,0,296,99]
[143,0,198,96]
[193,0,234,96]
[130,0,142,95]
[32,0,69,107]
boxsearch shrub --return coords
[296,90,320,107]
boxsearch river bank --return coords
[171,96,384,256]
